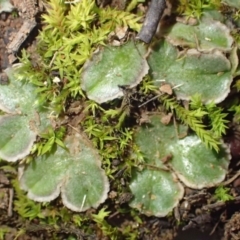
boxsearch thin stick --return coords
[155,79,166,82]
[138,83,184,108]
[209,219,220,236]
[138,93,163,108]
[218,171,240,186]
[68,124,80,133]
[8,188,13,217]
[49,51,59,68]
[136,0,166,43]
[172,83,184,89]
[203,196,240,210]
[65,0,81,3]
[48,46,64,68]
[80,194,86,211]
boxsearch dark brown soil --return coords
[0,13,23,70]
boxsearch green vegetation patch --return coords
[130,115,230,216]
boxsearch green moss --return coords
[176,0,221,18]
[2,0,240,238]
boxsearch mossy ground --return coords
[1,0,240,239]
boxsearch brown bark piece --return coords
[7,19,37,55]
[7,0,38,62]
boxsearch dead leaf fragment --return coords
[161,113,173,125]
[160,84,173,95]
[115,26,128,40]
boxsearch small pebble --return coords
[0,72,9,85]
[0,13,7,21]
